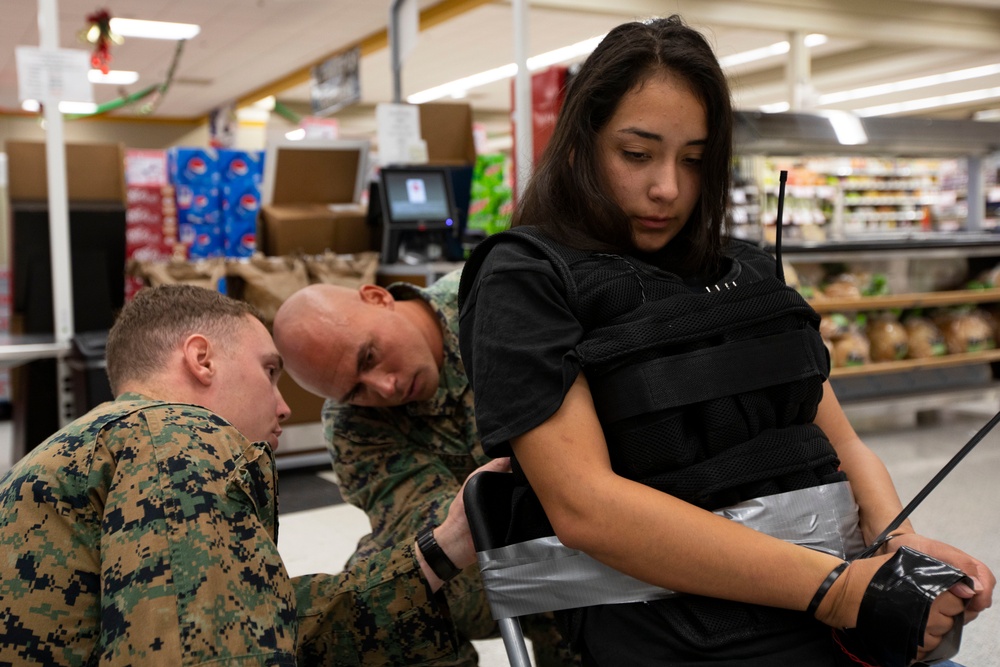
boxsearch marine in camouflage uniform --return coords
[0,395,460,667]
[323,270,578,667]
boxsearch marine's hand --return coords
[435,457,512,570]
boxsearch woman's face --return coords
[596,72,707,253]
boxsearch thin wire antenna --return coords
[774,170,788,283]
[855,407,1000,560]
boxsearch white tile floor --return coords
[4,401,999,666]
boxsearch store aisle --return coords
[277,403,1000,666]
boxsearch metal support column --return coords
[513,0,533,199]
[38,0,76,425]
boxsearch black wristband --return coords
[807,561,849,617]
[416,525,462,582]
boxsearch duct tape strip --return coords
[478,481,864,619]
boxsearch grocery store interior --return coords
[2,0,1000,664]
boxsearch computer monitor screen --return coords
[381,167,456,228]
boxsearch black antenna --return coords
[774,170,788,283]
[855,407,1000,560]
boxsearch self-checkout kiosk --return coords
[378,165,465,264]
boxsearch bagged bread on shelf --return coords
[819,312,852,340]
[903,315,946,359]
[832,327,871,367]
[934,307,996,354]
[867,312,909,362]
[821,271,889,299]
[822,273,863,299]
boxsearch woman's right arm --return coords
[511,373,969,658]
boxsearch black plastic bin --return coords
[67,330,114,418]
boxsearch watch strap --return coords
[416,525,462,582]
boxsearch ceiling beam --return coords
[520,0,1000,51]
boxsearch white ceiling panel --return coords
[1,0,998,134]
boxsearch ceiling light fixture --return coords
[719,34,827,69]
[820,110,868,144]
[853,86,1000,117]
[819,63,1000,105]
[88,69,139,85]
[58,101,99,114]
[408,32,826,105]
[109,18,200,40]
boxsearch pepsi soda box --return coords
[225,217,257,258]
[180,222,225,259]
[222,182,261,222]
[168,147,220,186]
[176,184,221,226]
[218,149,264,186]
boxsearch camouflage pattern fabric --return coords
[324,270,579,667]
[0,394,461,666]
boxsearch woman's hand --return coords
[883,532,994,623]
[815,537,991,660]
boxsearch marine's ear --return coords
[181,333,215,386]
[358,284,395,309]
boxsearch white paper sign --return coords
[15,46,93,104]
[376,102,422,166]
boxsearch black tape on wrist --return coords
[807,561,848,617]
[837,546,968,667]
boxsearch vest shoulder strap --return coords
[458,226,579,311]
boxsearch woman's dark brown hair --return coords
[513,15,733,275]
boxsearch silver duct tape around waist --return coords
[477,480,866,619]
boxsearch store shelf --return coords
[830,349,1000,378]
[0,334,70,369]
[807,287,1000,313]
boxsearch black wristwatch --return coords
[416,525,462,582]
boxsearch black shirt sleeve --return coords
[459,239,584,457]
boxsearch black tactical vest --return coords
[461,227,852,660]
[461,226,845,535]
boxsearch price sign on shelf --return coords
[15,46,92,104]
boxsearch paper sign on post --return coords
[376,102,424,166]
[15,46,92,104]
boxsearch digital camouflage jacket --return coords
[0,395,459,666]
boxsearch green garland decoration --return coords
[272,101,302,124]
[64,39,186,120]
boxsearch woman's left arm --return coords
[813,382,910,542]
[815,381,995,617]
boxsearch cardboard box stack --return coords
[259,141,372,256]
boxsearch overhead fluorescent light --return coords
[974,108,1000,121]
[89,69,139,85]
[820,110,868,144]
[21,100,99,114]
[853,86,1000,117]
[820,63,1000,105]
[527,34,606,71]
[58,101,98,114]
[408,63,517,104]
[408,33,827,105]
[759,102,791,113]
[109,18,200,40]
[719,34,826,68]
